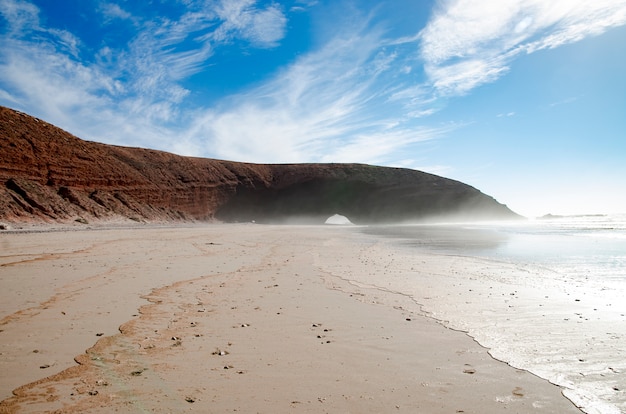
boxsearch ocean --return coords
[354,215,626,414]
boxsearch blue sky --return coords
[1,0,625,217]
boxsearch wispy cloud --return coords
[99,2,132,23]
[1,0,625,171]
[549,96,579,108]
[0,0,444,165]
[176,20,450,164]
[497,111,516,117]
[420,0,626,96]
[0,0,81,55]
[0,0,289,149]
[0,0,39,34]
[209,0,287,47]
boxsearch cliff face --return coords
[0,106,519,225]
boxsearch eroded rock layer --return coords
[0,106,519,224]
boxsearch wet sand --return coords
[0,224,581,413]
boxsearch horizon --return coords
[1,1,625,218]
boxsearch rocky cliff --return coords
[0,106,519,225]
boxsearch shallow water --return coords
[356,215,626,414]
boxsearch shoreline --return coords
[0,224,582,412]
[349,222,626,414]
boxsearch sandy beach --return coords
[0,224,581,413]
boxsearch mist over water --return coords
[356,214,626,414]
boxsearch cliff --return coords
[0,106,519,225]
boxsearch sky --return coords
[1,0,625,218]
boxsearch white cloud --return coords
[0,87,20,105]
[0,0,39,34]
[0,0,452,168]
[244,4,287,46]
[319,126,445,165]
[0,38,179,150]
[99,2,132,23]
[123,28,212,98]
[176,25,449,164]
[426,57,510,95]
[290,0,319,13]
[4,0,553,169]
[102,1,287,105]
[48,28,81,57]
[420,0,626,95]
[0,0,80,56]
[407,108,437,118]
[549,96,578,108]
[208,0,287,47]
[0,0,292,143]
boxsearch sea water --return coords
[355,215,626,414]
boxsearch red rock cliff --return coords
[0,106,519,224]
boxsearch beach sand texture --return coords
[0,225,581,413]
